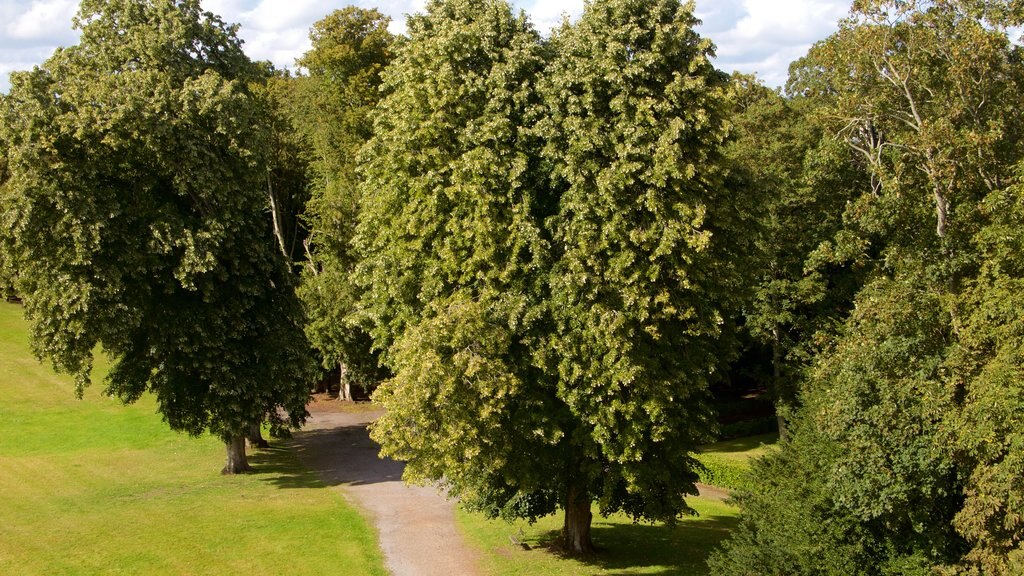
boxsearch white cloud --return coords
[702,0,848,84]
[521,0,582,35]
[0,0,854,92]
[5,0,78,41]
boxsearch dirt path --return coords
[695,483,732,502]
[290,404,480,576]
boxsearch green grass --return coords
[456,434,779,574]
[694,432,778,491]
[458,497,739,575]
[0,303,386,576]
[699,433,779,463]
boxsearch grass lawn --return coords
[458,497,739,576]
[0,302,386,576]
[694,432,778,491]
[457,432,779,574]
[698,433,779,463]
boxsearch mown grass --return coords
[694,432,778,491]
[457,433,778,574]
[699,433,778,463]
[0,303,386,576]
[458,497,739,576]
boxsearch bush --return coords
[694,454,753,492]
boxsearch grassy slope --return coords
[694,432,779,491]
[0,303,386,576]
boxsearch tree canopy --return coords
[0,0,316,473]
[712,1,1024,573]
[354,0,746,554]
[293,7,396,398]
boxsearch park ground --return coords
[0,301,767,575]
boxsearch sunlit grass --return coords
[698,432,779,464]
[0,303,386,576]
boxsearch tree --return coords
[0,0,316,474]
[354,0,558,542]
[357,0,744,555]
[725,75,865,437]
[258,70,314,266]
[712,1,1024,572]
[293,8,395,400]
[536,0,746,551]
[944,174,1024,575]
[0,119,14,300]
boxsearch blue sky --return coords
[0,0,851,93]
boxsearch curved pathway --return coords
[290,405,480,576]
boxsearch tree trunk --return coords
[267,172,290,260]
[222,435,253,475]
[772,326,788,441]
[562,483,595,555]
[247,423,269,449]
[338,362,351,402]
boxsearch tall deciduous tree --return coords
[293,8,395,400]
[0,121,13,299]
[355,0,557,543]
[0,0,316,474]
[357,0,743,555]
[537,0,744,551]
[944,174,1024,575]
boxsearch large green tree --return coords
[536,0,745,551]
[354,0,556,542]
[357,0,743,554]
[944,173,1024,575]
[0,0,316,474]
[293,7,395,400]
[725,75,865,436]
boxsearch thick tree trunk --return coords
[562,483,595,555]
[247,423,269,449]
[338,363,351,402]
[222,435,253,475]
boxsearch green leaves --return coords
[354,0,743,539]
[716,2,1024,573]
[292,8,394,387]
[0,0,315,444]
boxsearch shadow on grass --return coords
[700,433,778,454]
[528,514,739,576]
[246,444,325,490]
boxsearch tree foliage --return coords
[355,0,554,525]
[356,0,744,554]
[0,0,316,472]
[538,0,744,530]
[713,1,1024,573]
[944,173,1024,574]
[293,7,395,394]
[726,75,865,426]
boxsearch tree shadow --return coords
[527,513,739,576]
[246,444,324,489]
[700,433,778,454]
[249,423,404,490]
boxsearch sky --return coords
[0,0,851,93]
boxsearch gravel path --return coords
[291,406,480,576]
